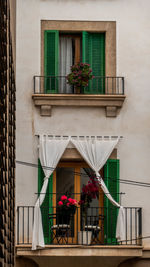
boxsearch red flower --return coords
[61,195,68,201]
[68,198,77,205]
[78,200,84,205]
[58,201,63,206]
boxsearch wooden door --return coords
[53,162,104,244]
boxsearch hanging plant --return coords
[66,63,94,93]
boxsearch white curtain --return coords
[32,136,125,250]
[32,136,70,250]
[71,137,125,241]
[100,179,125,240]
[59,36,73,93]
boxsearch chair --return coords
[84,214,104,244]
[49,213,71,244]
[84,225,101,244]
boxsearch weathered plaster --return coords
[16,0,150,250]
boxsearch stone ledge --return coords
[32,94,126,117]
[16,245,142,257]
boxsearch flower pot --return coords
[74,86,81,94]
[78,231,92,245]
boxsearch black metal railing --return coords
[33,76,125,95]
[17,206,142,246]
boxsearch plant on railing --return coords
[57,195,78,224]
[66,63,94,93]
[79,177,99,226]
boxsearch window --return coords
[44,30,105,94]
[33,21,125,117]
[38,159,120,245]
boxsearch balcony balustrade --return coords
[32,76,126,117]
[33,76,125,95]
[17,205,142,246]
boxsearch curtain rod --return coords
[35,134,123,139]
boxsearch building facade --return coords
[0,0,16,266]
[16,0,150,266]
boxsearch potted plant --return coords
[57,195,78,225]
[78,177,99,244]
[66,63,94,94]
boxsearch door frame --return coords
[53,161,104,243]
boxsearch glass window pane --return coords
[56,167,74,203]
[56,167,75,237]
[80,168,99,225]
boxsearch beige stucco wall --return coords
[16,0,150,248]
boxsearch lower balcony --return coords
[16,205,143,265]
[32,76,126,117]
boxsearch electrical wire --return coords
[16,160,124,196]
[112,235,150,244]
[16,160,150,189]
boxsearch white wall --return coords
[16,0,150,246]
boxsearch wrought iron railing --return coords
[33,76,125,95]
[17,206,142,246]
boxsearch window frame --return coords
[41,20,116,89]
[52,161,104,244]
[44,30,105,94]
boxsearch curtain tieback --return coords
[44,175,49,181]
[95,172,102,185]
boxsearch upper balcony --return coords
[32,76,126,117]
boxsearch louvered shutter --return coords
[44,30,59,93]
[82,31,92,94]
[104,159,120,244]
[38,159,53,244]
[82,31,90,65]
[82,32,105,94]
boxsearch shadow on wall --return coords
[16,256,128,267]
[118,258,150,267]
[16,257,39,267]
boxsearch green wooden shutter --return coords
[82,31,92,94]
[82,32,105,94]
[82,31,90,66]
[44,30,59,93]
[38,159,53,244]
[104,159,120,245]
